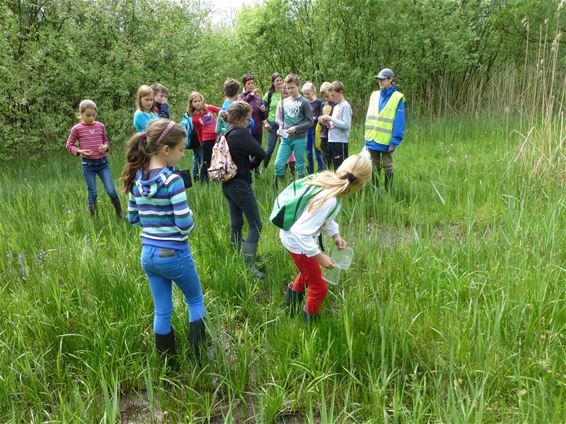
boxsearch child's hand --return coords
[98,144,109,154]
[316,252,335,269]
[264,121,273,132]
[287,126,296,135]
[78,149,93,158]
[388,146,396,152]
[334,235,347,249]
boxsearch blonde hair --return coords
[136,85,154,112]
[320,82,332,97]
[302,82,316,93]
[306,155,372,212]
[79,99,97,114]
[187,91,205,114]
[121,119,187,194]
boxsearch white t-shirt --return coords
[279,194,341,257]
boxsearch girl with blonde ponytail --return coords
[281,155,372,321]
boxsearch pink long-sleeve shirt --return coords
[66,121,109,159]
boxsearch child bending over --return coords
[281,155,372,321]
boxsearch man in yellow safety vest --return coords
[364,68,405,191]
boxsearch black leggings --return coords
[200,139,215,183]
[222,178,262,245]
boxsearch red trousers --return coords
[288,251,329,314]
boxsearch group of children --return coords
[65,74,368,368]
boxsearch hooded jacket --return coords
[127,167,194,249]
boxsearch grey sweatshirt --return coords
[280,96,314,139]
[328,99,352,144]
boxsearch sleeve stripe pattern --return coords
[128,169,194,248]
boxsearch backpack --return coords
[207,130,237,183]
[180,113,200,150]
[270,176,339,230]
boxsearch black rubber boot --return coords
[189,318,206,364]
[285,283,305,316]
[242,242,265,279]
[111,197,123,219]
[302,308,320,323]
[88,204,97,218]
[384,171,394,192]
[155,328,178,370]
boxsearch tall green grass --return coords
[0,116,564,422]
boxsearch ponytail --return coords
[306,155,372,212]
[121,133,150,194]
[121,118,187,194]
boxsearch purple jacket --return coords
[238,92,268,135]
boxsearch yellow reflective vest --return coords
[364,90,404,146]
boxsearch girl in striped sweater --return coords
[122,118,206,366]
[66,99,122,217]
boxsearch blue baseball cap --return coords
[376,68,395,80]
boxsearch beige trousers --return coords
[369,150,393,173]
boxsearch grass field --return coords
[0,116,564,423]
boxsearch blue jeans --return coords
[81,157,118,207]
[274,137,307,177]
[306,127,325,172]
[263,121,279,168]
[141,245,206,335]
[191,146,203,179]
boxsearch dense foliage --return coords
[0,0,563,156]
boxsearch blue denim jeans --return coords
[274,136,307,177]
[141,245,206,335]
[306,127,325,172]
[81,157,118,207]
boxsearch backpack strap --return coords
[292,184,319,223]
[266,91,273,112]
[220,127,236,142]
